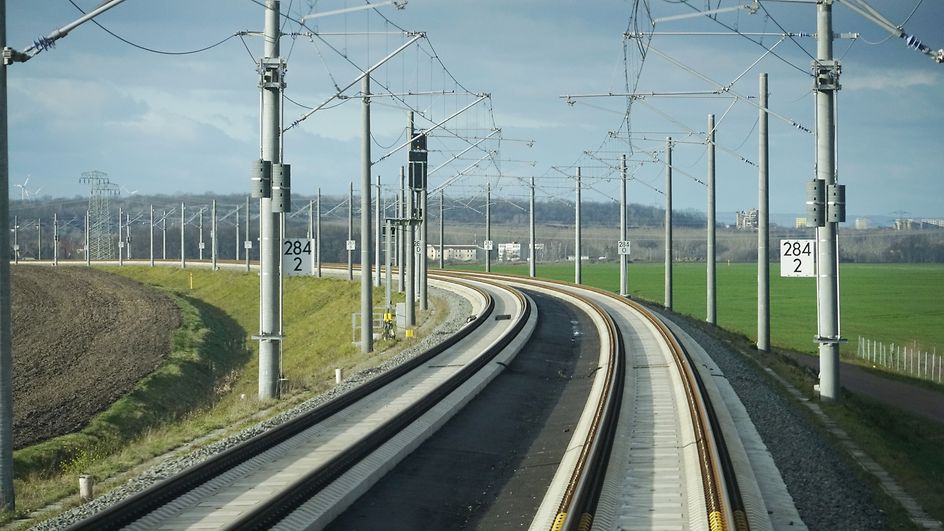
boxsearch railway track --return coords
[65,273,528,530]
[65,267,769,530]
[445,271,757,531]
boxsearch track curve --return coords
[63,266,781,531]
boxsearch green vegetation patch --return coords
[469,262,944,358]
[108,267,401,400]
[822,391,944,526]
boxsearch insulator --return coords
[904,34,929,52]
[33,36,56,52]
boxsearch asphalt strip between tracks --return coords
[273,286,538,530]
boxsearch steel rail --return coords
[67,275,500,531]
[646,307,735,531]
[551,293,623,531]
[432,270,624,530]
[450,270,748,531]
[229,277,530,529]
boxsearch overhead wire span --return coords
[645,44,811,134]
[756,1,815,62]
[68,0,239,55]
[856,0,922,45]
[371,128,406,150]
[246,0,506,182]
[650,0,810,76]
[237,33,257,62]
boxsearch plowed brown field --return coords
[11,265,180,449]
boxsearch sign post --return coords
[282,238,315,276]
[780,239,815,277]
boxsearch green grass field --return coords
[458,262,944,357]
[105,267,409,399]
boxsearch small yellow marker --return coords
[405,328,415,338]
[708,511,725,531]
[189,272,193,290]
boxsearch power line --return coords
[68,0,239,56]
[757,1,816,62]
[660,0,810,76]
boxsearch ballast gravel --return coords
[28,287,472,531]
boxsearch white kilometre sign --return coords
[780,239,815,277]
[282,238,315,276]
[345,239,356,251]
[617,240,631,256]
[483,240,494,251]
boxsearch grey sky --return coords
[6,0,943,220]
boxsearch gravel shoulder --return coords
[12,265,181,449]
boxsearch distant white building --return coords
[854,217,870,230]
[426,244,477,262]
[498,242,521,262]
[736,209,759,230]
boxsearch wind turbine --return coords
[14,175,31,201]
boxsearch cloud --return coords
[10,77,148,129]
[843,67,939,91]
[111,87,257,144]
[493,111,566,130]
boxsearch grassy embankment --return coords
[6,266,417,526]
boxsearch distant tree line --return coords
[8,193,944,264]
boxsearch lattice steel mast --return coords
[79,170,120,260]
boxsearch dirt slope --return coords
[11,266,180,449]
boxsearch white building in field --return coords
[736,208,759,230]
[497,242,521,262]
[426,244,477,262]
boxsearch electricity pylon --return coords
[79,170,120,260]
